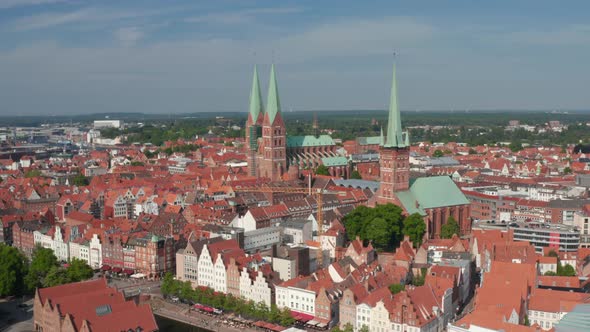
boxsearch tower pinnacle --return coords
[384,63,406,148]
[266,64,281,125]
[248,65,264,122]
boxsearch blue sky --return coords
[0,0,589,115]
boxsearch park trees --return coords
[67,258,94,282]
[25,246,59,292]
[0,244,28,296]
[342,203,405,251]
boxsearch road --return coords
[0,297,34,332]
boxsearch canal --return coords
[155,314,212,332]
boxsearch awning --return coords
[290,310,314,322]
[111,267,122,273]
[130,273,146,279]
[123,269,134,275]
[101,265,111,271]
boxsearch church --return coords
[244,63,471,239]
[244,65,346,181]
[373,63,472,239]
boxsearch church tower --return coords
[260,65,287,181]
[245,65,264,177]
[377,63,410,204]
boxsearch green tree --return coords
[315,164,330,176]
[161,272,175,296]
[342,204,404,251]
[72,173,89,186]
[0,244,28,296]
[412,267,427,286]
[547,250,558,258]
[524,314,530,326]
[269,304,281,323]
[363,217,392,250]
[279,307,295,326]
[433,150,444,157]
[563,167,572,174]
[25,169,42,178]
[341,323,354,332]
[441,216,460,239]
[509,141,523,152]
[560,264,576,276]
[544,271,557,276]
[66,258,93,282]
[359,325,370,332]
[350,170,362,180]
[130,161,144,167]
[43,266,71,287]
[388,283,404,295]
[25,246,59,292]
[403,213,426,247]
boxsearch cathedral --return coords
[245,65,345,181]
[375,63,472,238]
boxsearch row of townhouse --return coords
[12,217,176,278]
[175,236,279,307]
[274,257,451,331]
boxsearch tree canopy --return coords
[72,173,90,186]
[432,150,444,157]
[0,244,28,296]
[315,165,330,176]
[402,213,426,247]
[342,204,405,251]
[388,283,404,295]
[440,216,460,239]
[350,170,362,180]
[67,258,94,282]
[161,272,294,326]
[25,246,59,292]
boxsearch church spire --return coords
[385,62,405,148]
[379,126,384,146]
[266,64,281,125]
[248,65,264,122]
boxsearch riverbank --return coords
[150,297,261,332]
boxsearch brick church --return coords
[245,65,346,181]
[374,64,472,239]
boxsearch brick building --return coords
[245,65,343,181]
[33,278,157,332]
[373,64,471,239]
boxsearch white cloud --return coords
[184,6,303,24]
[0,0,67,9]
[0,16,588,114]
[503,24,590,46]
[12,8,98,30]
[115,27,144,46]
[7,5,190,31]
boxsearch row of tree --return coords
[0,244,94,297]
[161,273,295,326]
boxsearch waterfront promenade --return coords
[150,297,261,332]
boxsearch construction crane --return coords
[233,183,346,269]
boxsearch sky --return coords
[0,0,589,115]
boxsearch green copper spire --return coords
[385,63,404,148]
[249,65,264,122]
[379,126,384,146]
[266,64,281,124]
